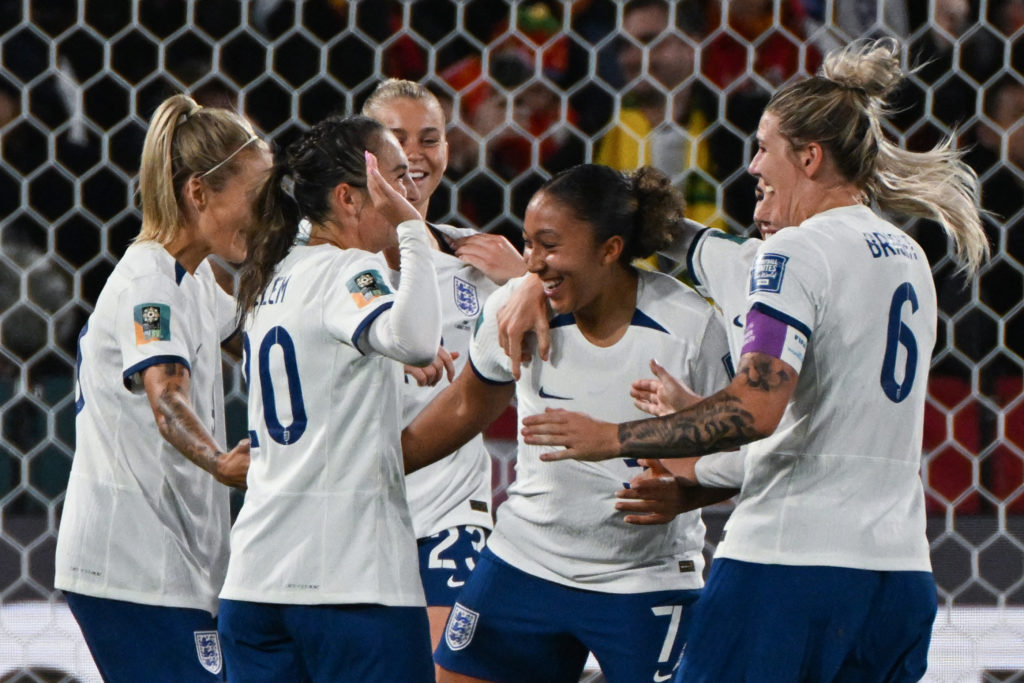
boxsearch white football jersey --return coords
[716,205,936,571]
[401,224,497,538]
[688,229,763,488]
[55,242,234,615]
[220,244,425,607]
[471,271,731,593]
[688,228,763,363]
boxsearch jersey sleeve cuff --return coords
[469,357,514,386]
[123,355,191,392]
[352,300,394,354]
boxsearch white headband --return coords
[198,134,259,178]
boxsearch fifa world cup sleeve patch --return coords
[749,253,788,294]
[134,303,171,344]
[347,269,391,308]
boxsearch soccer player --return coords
[621,179,784,508]
[519,39,989,681]
[402,163,731,683]
[217,114,441,682]
[54,93,269,681]
[362,79,526,659]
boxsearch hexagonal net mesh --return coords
[0,0,1021,679]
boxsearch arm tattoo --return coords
[619,393,760,457]
[739,355,792,391]
[618,353,794,459]
[155,379,221,475]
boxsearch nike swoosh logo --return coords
[732,315,743,328]
[653,672,674,682]
[539,387,572,400]
[447,576,465,588]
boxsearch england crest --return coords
[453,276,480,316]
[194,630,223,675]
[444,602,479,651]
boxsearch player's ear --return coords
[799,142,824,178]
[183,174,208,212]
[600,235,624,266]
[333,182,362,218]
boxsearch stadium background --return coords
[0,0,1021,680]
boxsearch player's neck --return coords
[574,268,638,348]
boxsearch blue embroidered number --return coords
[253,326,308,444]
[74,322,89,414]
[880,283,919,403]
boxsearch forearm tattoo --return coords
[155,364,220,473]
[618,353,793,458]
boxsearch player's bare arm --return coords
[143,362,250,488]
[526,351,796,462]
[402,366,515,474]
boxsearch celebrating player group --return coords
[56,38,988,683]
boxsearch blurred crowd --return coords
[0,0,1022,514]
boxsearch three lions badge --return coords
[194,630,223,675]
[453,276,480,316]
[444,602,479,651]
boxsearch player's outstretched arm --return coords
[402,365,515,474]
[652,218,710,279]
[143,362,250,488]
[525,351,796,462]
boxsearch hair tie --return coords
[281,173,297,200]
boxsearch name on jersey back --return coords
[256,275,291,307]
[863,231,919,261]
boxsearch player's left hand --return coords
[615,459,684,525]
[522,408,621,462]
[405,347,459,387]
[631,359,703,416]
[215,438,250,489]
[365,151,420,227]
[451,233,526,285]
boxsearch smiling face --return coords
[522,191,619,318]
[368,96,448,218]
[748,112,814,229]
[752,178,783,239]
[197,145,272,263]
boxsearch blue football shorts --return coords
[217,600,433,683]
[435,547,701,683]
[417,524,489,607]
[676,558,938,683]
[64,591,224,682]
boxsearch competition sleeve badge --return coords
[749,253,789,294]
[347,269,391,308]
[133,303,171,344]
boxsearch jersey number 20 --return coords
[244,326,308,445]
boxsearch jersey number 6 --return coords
[880,282,919,403]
